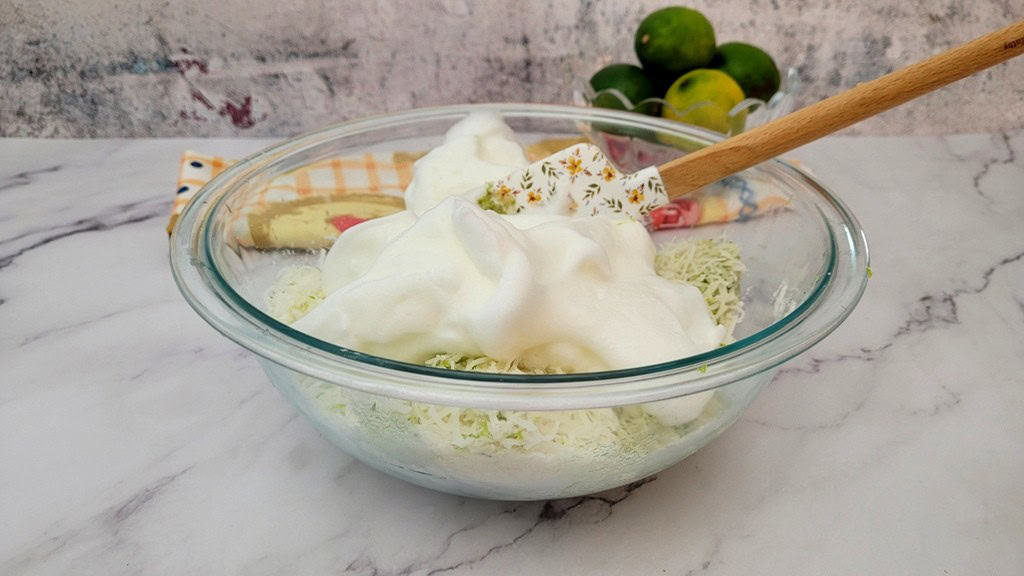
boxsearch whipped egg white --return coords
[293,112,726,373]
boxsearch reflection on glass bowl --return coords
[575,67,801,136]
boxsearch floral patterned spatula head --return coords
[475,143,667,220]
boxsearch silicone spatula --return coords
[478,19,1024,220]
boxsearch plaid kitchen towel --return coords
[168,150,412,249]
[168,139,792,249]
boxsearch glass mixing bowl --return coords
[170,104,868,500]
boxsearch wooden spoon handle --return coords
[659,19,1024,198]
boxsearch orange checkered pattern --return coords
[163,147,411,243]
[167,150,414,239]
[246,153,413,205]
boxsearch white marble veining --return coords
[1,132,1022,574]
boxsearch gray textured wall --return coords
[3,0,1022,137]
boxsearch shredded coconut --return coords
[265,236,743,454]
[266,265,325,324]
[655,237,745,338]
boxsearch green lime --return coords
[635,7,716,80]
[589,63,658,112]
[662,68,745,134]
[710,42,780,101]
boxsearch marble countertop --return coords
[2,132,1022,575]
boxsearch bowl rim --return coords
[170,103,869,410]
